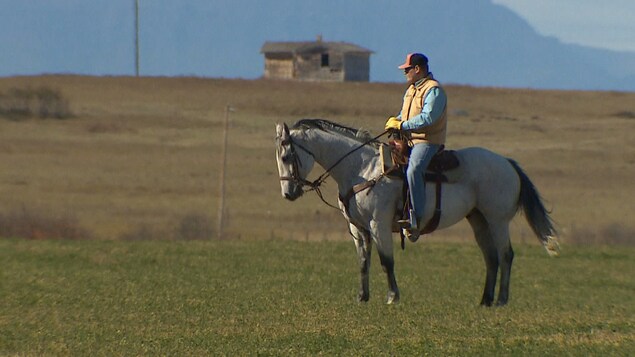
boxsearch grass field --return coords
[1,76,634,355]
[1,239,633,355]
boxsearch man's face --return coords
[403,65,422,84]
[404,65,425,85]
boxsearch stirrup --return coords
[406,209,419,229]
[396,219,411,229]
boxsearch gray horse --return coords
[275,119,559,306]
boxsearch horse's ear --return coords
[283,123,290,137]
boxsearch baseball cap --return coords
[398,53,429,69]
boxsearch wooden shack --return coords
[260,37,373,82]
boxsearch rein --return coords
[280,129,390,211]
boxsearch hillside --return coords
[0,75,634,245]
[3,1,635,90]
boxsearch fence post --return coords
[217,105,233,239]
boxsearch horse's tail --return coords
[508,159,560,256]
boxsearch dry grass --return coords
[0,205,90,240]
[0,75,634,245]
[0,86,72,120]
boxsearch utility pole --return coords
[217,105,233,239]
[135,0,140,77]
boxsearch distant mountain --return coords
[199,0,635,91]
[2,0,634,91]
[404,1,635,91]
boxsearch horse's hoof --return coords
[358,293,369,303]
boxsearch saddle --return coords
[380,140,460,246]
[381,139,460,179]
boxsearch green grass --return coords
[1,239,633,356]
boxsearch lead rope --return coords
[303,130,390,211]
[308,130,389,191]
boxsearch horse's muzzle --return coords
[283,189,303,201]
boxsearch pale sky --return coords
[492,0,635,52]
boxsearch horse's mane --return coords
[291,119,380,147]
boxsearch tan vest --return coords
[400,76,447,145]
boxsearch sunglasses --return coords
[403,66,415,74]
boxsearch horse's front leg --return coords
[350,224,372,302]
[371,220,400,304]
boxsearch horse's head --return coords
[275,122,315,201]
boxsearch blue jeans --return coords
[406,143,440,224]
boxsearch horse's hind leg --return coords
[491,223,514,306]
[350,224,372,302]
[467,209,498,306]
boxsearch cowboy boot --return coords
[403,212,422,242]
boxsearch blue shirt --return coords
[397,78,447,131]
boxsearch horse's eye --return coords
[281,154,292,164]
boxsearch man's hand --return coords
[384,117,402,131]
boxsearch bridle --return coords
[277,129,389,210]
[278,136,319,189]
[277,135,337,208]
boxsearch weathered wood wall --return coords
[263,52,369,82]
[263,54,294,80]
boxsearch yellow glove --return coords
[384,116,402,131]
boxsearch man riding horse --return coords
[384,53,448,242]
[276,54,559,305]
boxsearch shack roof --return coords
[261,41,373,55]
